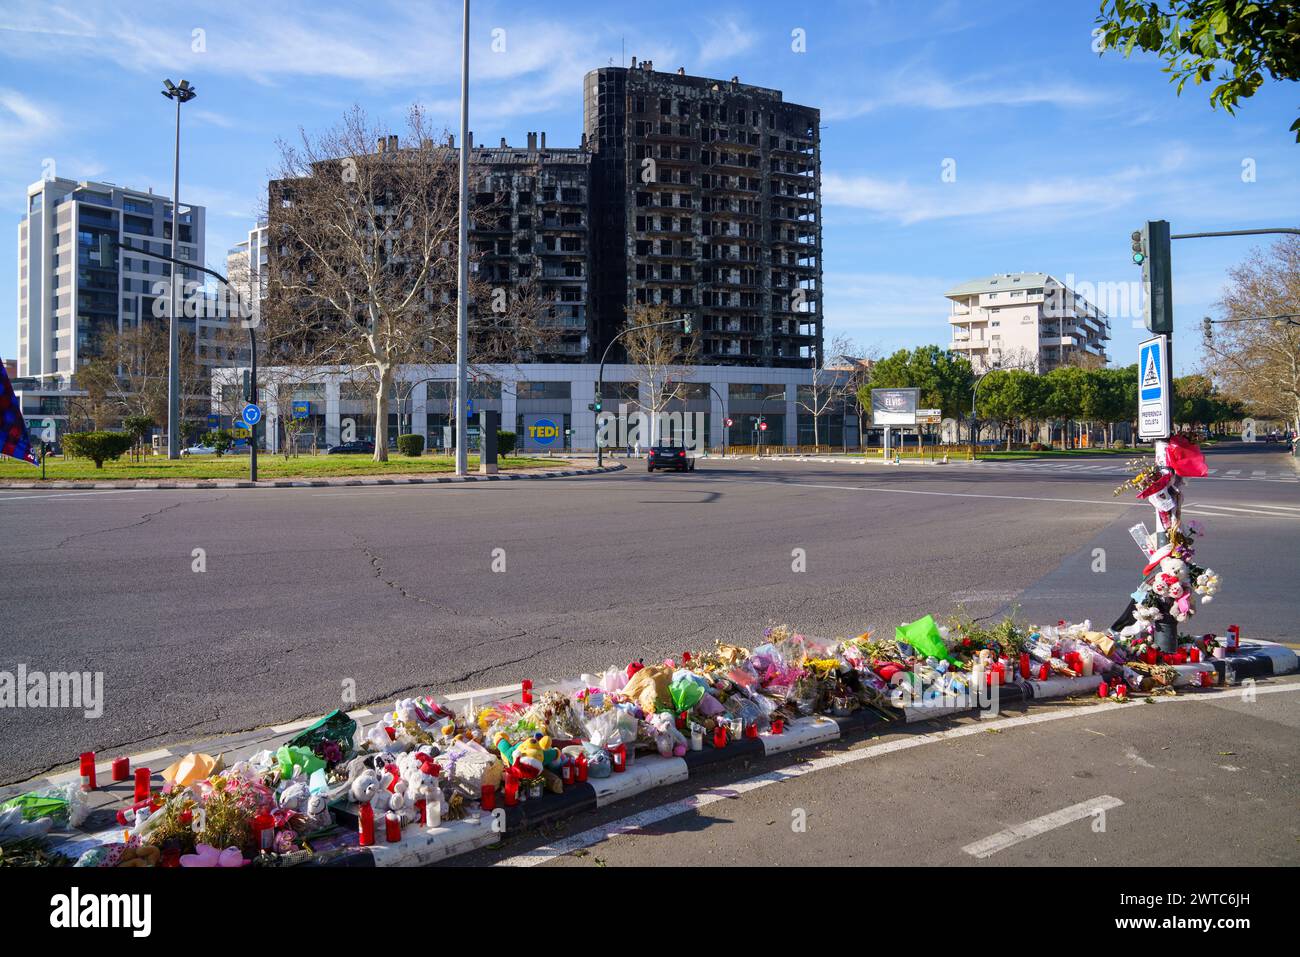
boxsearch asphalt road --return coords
[0,441,1296,788]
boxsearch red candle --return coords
[115,798,152,826]
[713,726,727,748]
[1098,680,1109,698]
[481,784,496,810]
[561,761,574,786]
[1038,663,1050,680]
[744,722,758,739]
[1189,647,1200,663]
[111,756,130,782]
[415,799,427,825]
[675,711,687,730]
[504,776,519,806]
[358,803,375,847]
[521,679,533,705]
[385,811,401,843]
[771,718,784,734]
[1227,625,1240,648]
[1019,653,1030,678]
[253,811,275,851]
[1145,648,1158,664]
[79,752,97,792]
[133,767,151,802]
[1115,682,1128,700]
[610,744,626,772]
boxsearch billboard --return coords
[871,388,920,426]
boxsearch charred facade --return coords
[584,60,822,368]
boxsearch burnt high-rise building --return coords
[584,59,822,368]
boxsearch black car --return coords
[647,445,694,472]
[326,440,376,455]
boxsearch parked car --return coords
[179,444,219,457]
[325,440,376,455]
[647,445,694,472]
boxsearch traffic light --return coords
[1202,316,1213,345]
[1134,220,1173,335]
[588,397,602,413]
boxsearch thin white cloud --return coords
[695,16,758,66]
[823,69,1109,120]
[0,89,57,152]
[823,151,1189,226]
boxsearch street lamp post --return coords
[594,316,685,467]
[454,0,470,476]
[969,366,997,461]
[119,243,258,481]
[161,78,196,459]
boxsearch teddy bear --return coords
[395,750,446,825]
[645,712,688,757]
[493,732,558,781]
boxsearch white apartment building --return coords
[211,220,269,368]
[16,177,206,387]
[946,272,1109,373]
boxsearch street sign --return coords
[759,421,768,432]
[724,417,733,428]
[871,388,920,426]
[291,402,310,420]
[241,403,262,427]
[1138,335,1170,439]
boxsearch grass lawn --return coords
[0,452,569,482]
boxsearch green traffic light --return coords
[1132,252,1145,265]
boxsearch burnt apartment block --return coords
[584,59,822,368]
[471,132,592,362]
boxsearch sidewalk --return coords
[0,463,625,491]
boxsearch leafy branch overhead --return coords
[1095,0,1300,141]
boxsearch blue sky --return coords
[1,0,1296,373]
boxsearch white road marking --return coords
[691,475,1140,509]
[961,795,1125,859]
[0,489,146,503]
[492,682,1300,867]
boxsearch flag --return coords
[0,362,38,466]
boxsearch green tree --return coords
[62,431,134,469]
[122,415,154,462]
[858,345,974,420]
[1095,0,1300,141]
[203,429,235,456]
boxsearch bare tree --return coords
[1203,237,1300,434]
[798,333,858,449]
[620,302,700,446]
[263,105,551,461]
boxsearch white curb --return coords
[591,755,688,808]
[759,716,839,756]
[368,813,499,866]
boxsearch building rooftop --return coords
[944,272,1054,299]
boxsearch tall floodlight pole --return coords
[162,79,196,459]
[454,0,471,476]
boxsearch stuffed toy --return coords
[494,732,558,780]
[645,712,688,757]
[396,750,446,824]
[179,843,245,867]
[622,664,672,714]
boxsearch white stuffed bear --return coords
[645,712,689,758]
